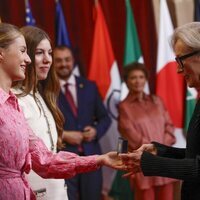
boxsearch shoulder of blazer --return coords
[75,76,96,89]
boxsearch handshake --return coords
[97,138,157,178]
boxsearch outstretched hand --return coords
[119,143,157,178]
[97,152,127,170]
[119,151,142,173]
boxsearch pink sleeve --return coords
[28,127,99,179]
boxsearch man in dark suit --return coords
[53,46,111,200]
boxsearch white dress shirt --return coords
[60,74,77,107]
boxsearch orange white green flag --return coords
[88,1,121,195]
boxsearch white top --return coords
[17,91,68,200]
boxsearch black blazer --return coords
[141,100,200,200]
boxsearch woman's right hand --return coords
[96,152,126,170]
[136,143,157,155]
[119,143,157,176]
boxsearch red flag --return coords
[88,1,121,193]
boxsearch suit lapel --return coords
[76,77,85,118]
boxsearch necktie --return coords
[65,83,77,117]
[65,83,83,153]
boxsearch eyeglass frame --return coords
[175,50,200,70]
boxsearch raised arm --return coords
[152,141,186,159]
[141,151,199,181]
[120,143,187,179]
[28,127,124,179]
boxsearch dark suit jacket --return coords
[141,100,200,200]
[58,76,111,156]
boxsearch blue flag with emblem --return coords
[55,0,80,76]
[25,0,35,26]
[56,1,71,46]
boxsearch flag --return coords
[123,0,141,66]
[25,0,35,26]
[56,0,71,47]
[109,0,143,199]
[88,1,121,195]
[156,0,185,147]
[55,0,80,76]
[184,88,197,132]
[120,0,149,101]
[56,0,71,46]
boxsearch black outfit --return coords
[141,100,200,200]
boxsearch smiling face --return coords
[53,48,74,80]
[0,35,31,82]
[126,69,147,94]
[174,39,200,89]
[35,38,52,80]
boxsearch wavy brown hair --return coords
[123,62,149,82]
[18,26,64,149]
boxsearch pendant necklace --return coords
[32,93,55,152]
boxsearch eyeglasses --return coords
[175,50,200,70]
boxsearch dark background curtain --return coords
[0,0,157,92]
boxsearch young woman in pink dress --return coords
[13,25,70,200]
[0,23,124,200]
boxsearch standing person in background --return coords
[0,23,123,200]
[120,22,200,200]
[53,46,111,200]
[13,25,68,200]
[118,63,177,200]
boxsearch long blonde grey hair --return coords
[171,22,200,51]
